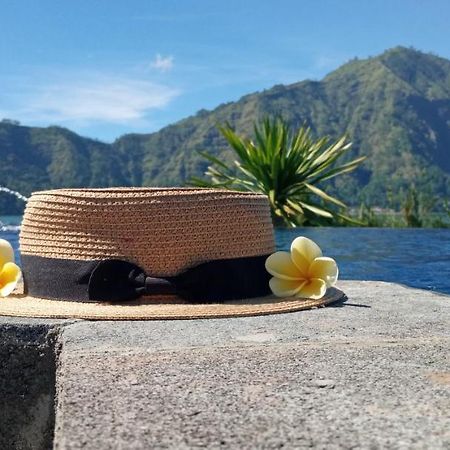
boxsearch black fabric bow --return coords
[87,257,271,303]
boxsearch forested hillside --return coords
[1,47,449,213]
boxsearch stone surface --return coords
[1,281,449,449]
[0,318,68,450]
[54,281,450,449]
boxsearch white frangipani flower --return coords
[265,237,338,299]
[0,239,22,297]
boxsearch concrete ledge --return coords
[0,319,66,450]
[1,281,449,449]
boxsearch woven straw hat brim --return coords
[0,288,345,320]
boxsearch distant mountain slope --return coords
[0,124,132,212]
[1,46,449,213]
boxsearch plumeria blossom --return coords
[265,237,338,299]
[0,239,22,297]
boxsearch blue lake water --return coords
[1,215,449,295]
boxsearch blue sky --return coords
[1,0,449,142]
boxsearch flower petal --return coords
[0,239,15,267]
[291,237,322,270]
[269,277,306,297]
[0,262,22,297]
[265,252,303,280]
[308,257,339,287]
[297,278,327,300]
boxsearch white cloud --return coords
[151,54,174,72]
[1,72,180,125]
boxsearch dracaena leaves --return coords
[192,117,365,226]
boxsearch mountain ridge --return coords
[1,46,449,213]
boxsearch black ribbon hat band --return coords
[21,254,272,303]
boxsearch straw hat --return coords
[0,188,344,320]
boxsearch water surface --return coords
[276,227,450,295]
[1,216,449,295]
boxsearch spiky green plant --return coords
[191,117,365,226]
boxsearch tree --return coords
[191,117,365,226]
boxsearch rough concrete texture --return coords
[0,318,67,450]
[1,281,449,449]
[54,281,450,449]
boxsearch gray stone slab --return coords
[60,281,450,353]
[53,281,450,449]
[0,324,58,450]
[0,317,74,450]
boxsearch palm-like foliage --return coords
[191,117,366,226]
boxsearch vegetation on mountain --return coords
[191,117,365,226]
[0,46,449,219]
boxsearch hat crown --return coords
[20,188,275,276]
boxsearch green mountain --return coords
[1,46,449,213]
